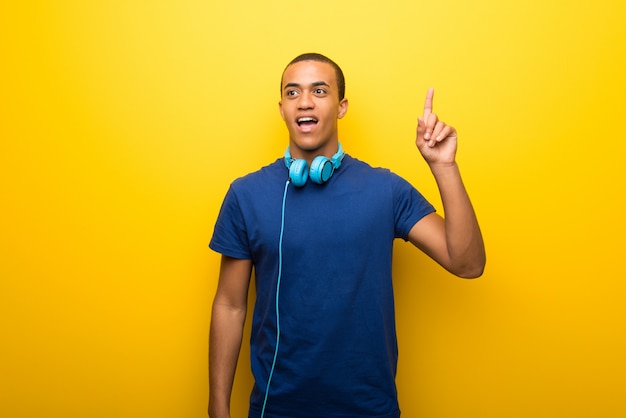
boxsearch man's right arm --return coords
[209,255,253,418]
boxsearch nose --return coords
[297,91,314,110]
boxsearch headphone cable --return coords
[260,179,290,418]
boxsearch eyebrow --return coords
[283,81,330,91]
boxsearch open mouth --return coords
[297,117,318,128]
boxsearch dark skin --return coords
[208,61,485,418]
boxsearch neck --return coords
[284,141,344,169]
[288,141,340,165]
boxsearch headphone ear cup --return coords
[289,159,309,187]
[310,156,334,184]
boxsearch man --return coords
[208,53,485,418]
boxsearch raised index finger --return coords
[423,87,434,120]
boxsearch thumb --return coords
[417,117,427,138]
[417,117,435,149]
[416,117,426,147]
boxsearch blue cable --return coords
[260,179,290,418]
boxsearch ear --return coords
[337,98,349,119]
[278,100,285,121]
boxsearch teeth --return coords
[298,117,316,124]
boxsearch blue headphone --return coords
[283,142,345,187]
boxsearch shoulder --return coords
[229,158,285,191]
[340,155,409,186]
[341,155,387,176]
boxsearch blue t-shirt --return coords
[210,155,435,418]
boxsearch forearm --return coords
[430,162,485,278]
[208,302,247,418]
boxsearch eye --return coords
[314,88,327,95]
[286,89,299,97]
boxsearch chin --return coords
[291,137,324,152]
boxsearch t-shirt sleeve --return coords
[392,174,436,240]
[209,184,252,259]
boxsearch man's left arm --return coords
[407,88,486,278]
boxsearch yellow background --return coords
[1,1,625,417]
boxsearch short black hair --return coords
[281,53,346,100]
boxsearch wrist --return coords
[208,399,230,418]
[208,408,230,418]
[428,161,459,176]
